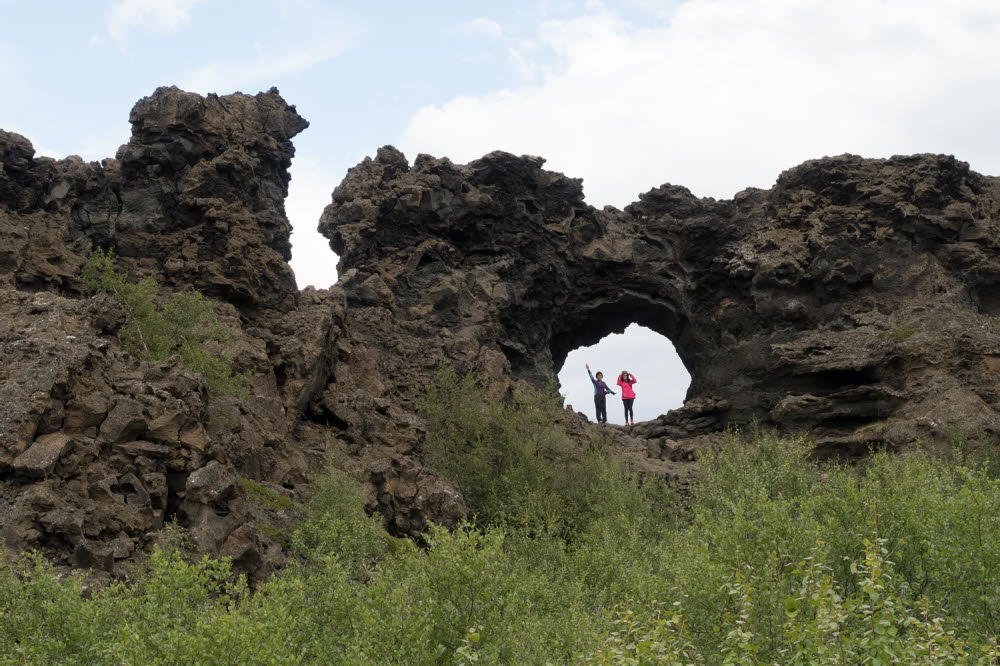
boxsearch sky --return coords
[3,0,1000,424]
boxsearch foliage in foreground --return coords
[81,248,249,396]
[3,368,1000,663]
[417,366,672,539]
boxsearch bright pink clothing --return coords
[617,374,637,399]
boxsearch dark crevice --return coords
[781,367,881,393]
[307,405,350,431]
[972,283,1000,316]
[164,472,188,523]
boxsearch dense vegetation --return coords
[81,249,249,396]
[3,368,1000,663]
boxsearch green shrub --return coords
[3,369,1000,663]
[290,464,390,576]
[0,555,106,664]
[588,539,1000,665]
[81,248,249,396]
[416,364,670,539]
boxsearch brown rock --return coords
[99,398,147,443]
[147,411,186,442]
[179,424,210,451]
[13,433,71,476]
[184,461,236,506]
[117,440,172,458]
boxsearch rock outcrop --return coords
[321,148,1000,462]
[2,87,999,580]
[1,86,306,310]
[1,88,319,581]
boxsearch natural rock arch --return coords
[320,147,1000,455]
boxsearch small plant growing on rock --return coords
[888,326,917,343]
[237,477,294,512]
[81,248,249,396]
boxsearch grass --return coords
[888,326,917,342]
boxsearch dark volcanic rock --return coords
[114,87,308,311]
[1,86,308,311]
[0,88,318,580]
[320,148,1000,457]
[3,88,1000,579]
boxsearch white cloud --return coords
[178,2,359,95]
[0,46,52,155]
[75,128,131,161]
[0,125,64,160]
[107,0,204,47]
[181,35,355,94]
[461,17,503,40]
[89,34,104,48]
[287,156,341,289]
[0,41,24,93]
[401,0,1000,206]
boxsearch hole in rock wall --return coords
[557,324,691,425]
[288,158,341,289]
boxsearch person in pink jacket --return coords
[617,371,638,425]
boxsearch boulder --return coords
[12,433,71,476]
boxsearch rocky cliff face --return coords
[1,87,317,580]
[2,87,999,579]
[1,87,305,309]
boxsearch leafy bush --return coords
[81,248,249,396]
[416,365,671,539]
[3,369,1000,663]
[590,539,1000,665]
[290,464,390,576]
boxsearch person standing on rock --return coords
[617,371,638,425]
[586,364,615,423]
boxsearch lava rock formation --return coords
[2,86,999,578]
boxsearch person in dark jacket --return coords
[586,363,615,423]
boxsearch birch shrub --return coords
[81,248,249,396]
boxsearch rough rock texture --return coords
[320,148,1000,463]
[3,87,1000,579]
[1,88,320,581]
[0,89,467,580]
[1,86,307,310]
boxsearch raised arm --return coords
[586,364,596,385]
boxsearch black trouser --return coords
[594,395,607,423]
[623,398,634,422]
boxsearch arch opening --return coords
[556,324,691,425]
